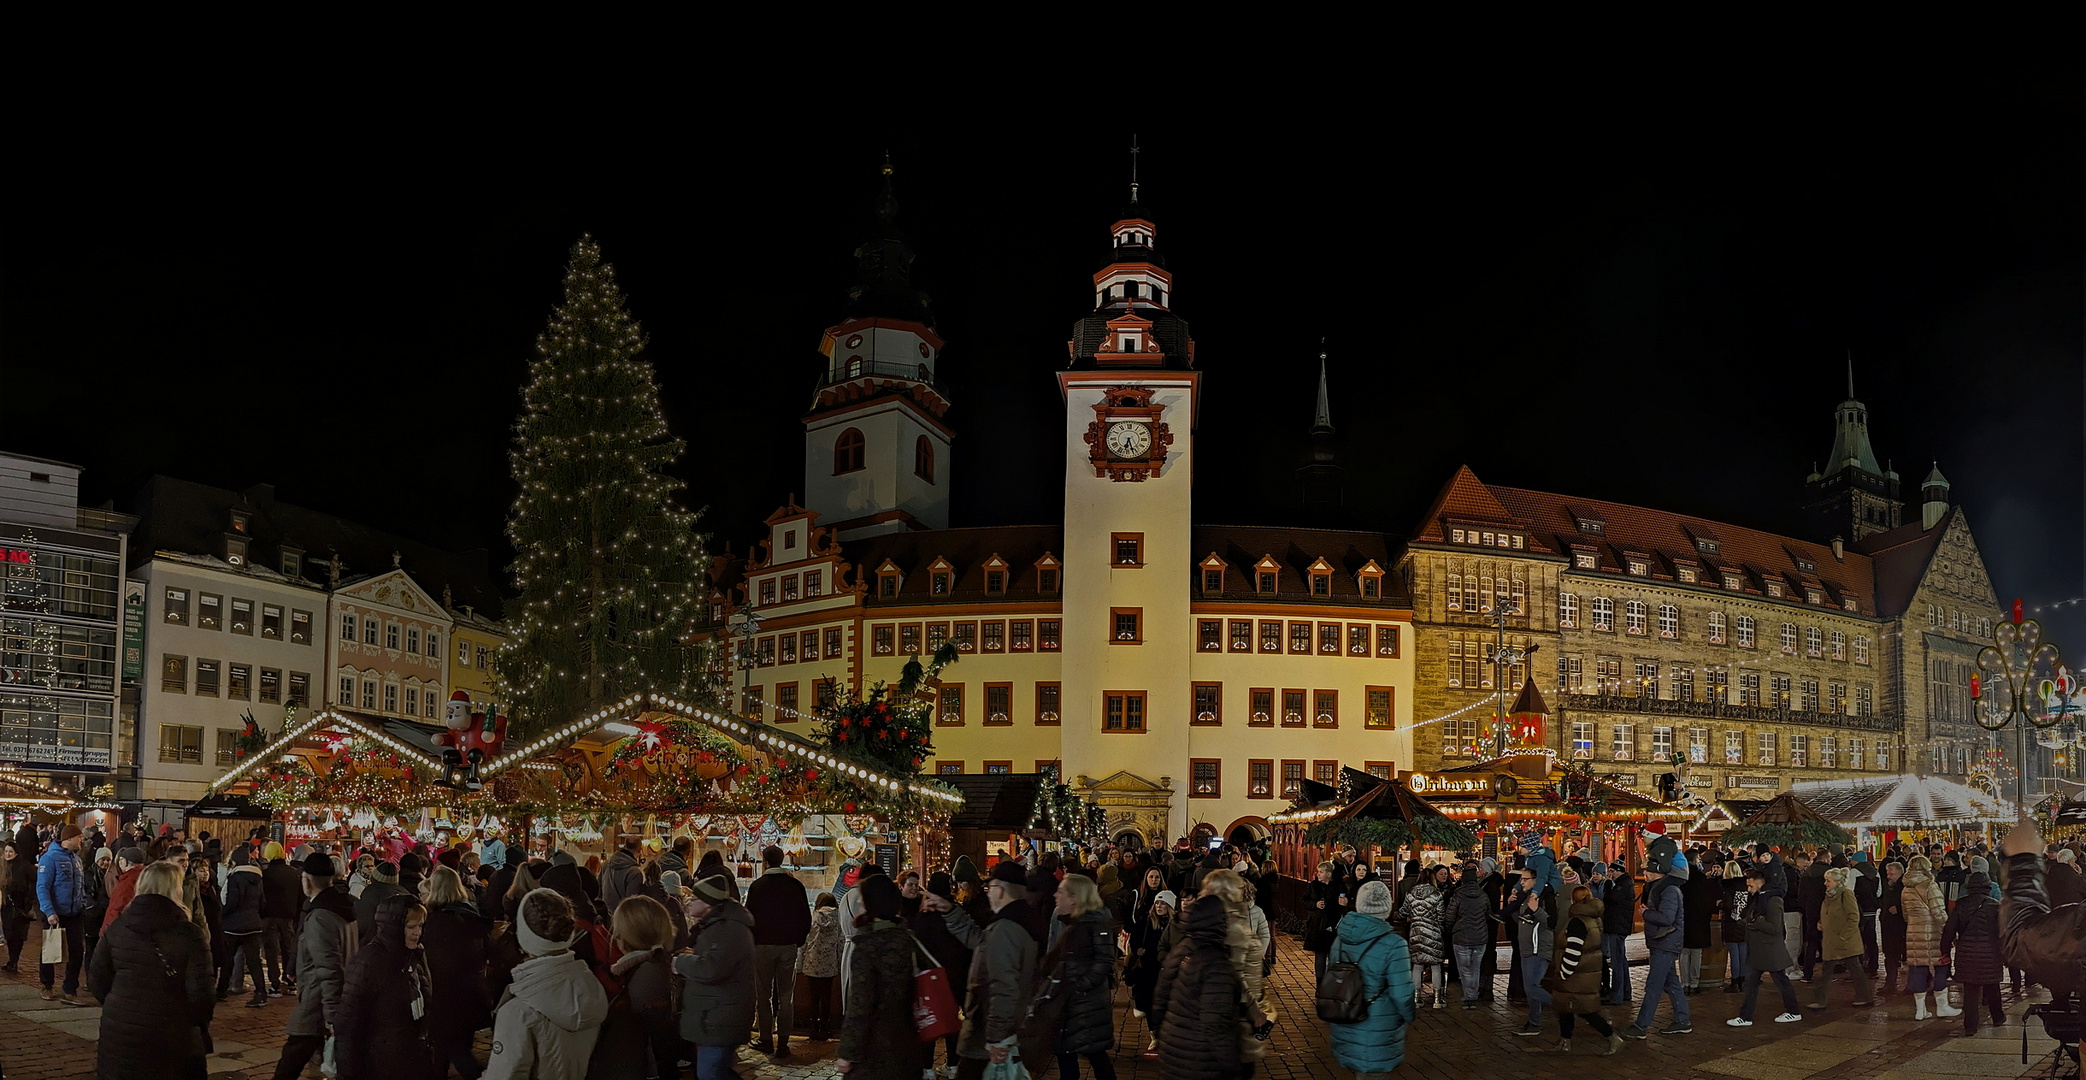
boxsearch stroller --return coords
[2024,999,2083,1078]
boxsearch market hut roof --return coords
[0,771,75,807]
[941,774,1049,831]
[208,708,447,796]
[1788,774,2015,827]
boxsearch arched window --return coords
[833,428,865,474]
[914,435,934,483]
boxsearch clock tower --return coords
[1059,201,1199,838]
[803,158,953,540]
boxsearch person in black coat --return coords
[1853,853,1883,977]
[1881,860,1908,992]
[89,865,215,1080]
[355,861,407,947]
[1941,869,2005,1033]
[1719,862,1752,992]
[909,873,971,1074]
[1302,861,1342,982]
[836,876,920,1080]
[259,847,303,989]
[334,893,432,1080]
[2,839,37,972]
[1151,895,1245,1080]
[1044,876,1118,1078]
[1601,862,1635,1005]
[1681,854,1721,992]
[421,866,494,1079]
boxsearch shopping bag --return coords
[40,923,63,965]
[984,1058,1032,1080]
[913,937,962,1043]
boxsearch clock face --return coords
[1104,421,1153,459]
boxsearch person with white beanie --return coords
[484,888,608,1080]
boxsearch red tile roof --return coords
[1411,467,1893,614]
[1853,510,1953,617]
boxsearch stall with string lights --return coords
[1421,753,1689,875]
[1786,773,2014,850]
[1270,767,1476,907]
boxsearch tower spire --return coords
[876,149,897,223]
[1128,134,1140,205]
[1847,349,1855,400]
[1312,343,1333,432]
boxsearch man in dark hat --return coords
[271,854,354,1080]
[676,875,757,1079]
[927,860,1038,1078]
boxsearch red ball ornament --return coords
[844,802,857,814]
[911,757,923,767]
[805,768,819,782]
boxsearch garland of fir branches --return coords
[1304,814,1476,853]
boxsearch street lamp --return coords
[1486,600,1539,756]
[1974,600,2065,811]
[727,610,763,718]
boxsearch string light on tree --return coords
[497,236,718,739]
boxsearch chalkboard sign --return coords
[876,843,900,877]
[1481,832,1499,859]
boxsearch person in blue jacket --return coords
[36,823,89,1003]
[1329,879,1417,1079]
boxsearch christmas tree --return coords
[498,236,713,738]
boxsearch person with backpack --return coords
[1624,849,1691,1039]
[1323,879,1415,1079]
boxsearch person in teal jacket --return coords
[1329,880,1417,1079]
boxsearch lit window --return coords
[1804,626,1822,656]
[1725,730,1744,764]
[1689,727,1707,763]
[1657,605,1678,638]
[1572,721,1593,759]
[1624,601,1646,636]
[1781,623,1798,654]
[1193,683,1222,725]
[1591,597,1613,632]
[1610,723,1634,761]
[1575,553,1597,569]
[1790,734,1808,767]
[1736,616,1756,648]
[1558,593,1579,628]
[1758,732,1777,766]
[1707,611,1725,644]
[1652,726,1673,760]
[1854,637,1869,664]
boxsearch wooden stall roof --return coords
[1787,775,2014,827]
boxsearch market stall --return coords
[1788,774,2014,850]
[1427,753,1690,876]
[1269,768,1475,909]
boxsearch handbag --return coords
[912,936,961,1043]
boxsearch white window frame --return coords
[1610,723,1634,761]
[1657,604,1678,639]
[1624,600,1646,636]
[1736,615,1755,648]
[1790,733,1808,767]
[1757,731,1777,766]
[1688,727,1707,764]
[1652,725,1673,760]
[1572,721,1594,759]
[1707,611,1725,644]
[1725,730,1744,764]
[1558,593,1579,628]
[1591,597,1613,632]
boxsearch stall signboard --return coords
[875,843,899,877]
[122,583,145,680]
[1402,771,1496,798]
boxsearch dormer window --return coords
[281,548,303,578]
[1695,539,1719,556]
[1723,573,1741,591]
[1257,572,1275,593]
[1627,560,1648,577]
[1121,335,1139,352]
[1203,569,1223,593]
[1308,558,1334,598]
[1575,553,1597,569]
[1806,589,1823,605]
[876,561,902,598]
[1358,561,1385,600]
[1796,557,1816,572]
[1035,554,1061,594]
[1677,567,1697,584]
[1576,518,1605,534]
[982,555,1008,596]
[1254,556,1281,596]
[1766,581,1784,599]
[931,572,950,595]
[1844,598,1858,614]
[230,510,250,534]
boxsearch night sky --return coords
[4,68,2081,645]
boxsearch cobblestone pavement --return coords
[1,922,2077,1079]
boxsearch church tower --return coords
[1296,351,1344,508]
[802,157,952,539]
[1803,357,1902,541]
[1058,183,1200,837]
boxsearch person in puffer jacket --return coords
[217,846,272,1005]
[486,889,608,1080]
[1043,875,1118,1080]
[1444,863,1496,1007]
[1625,852,1691,1038]
[1543,886,1621,1054]
[1327,880,1415,1077]
[1151,894,1246,1080]
[675,874,757,1079]
[1199,866,1272,1063]
[1941,868,2005,1034]
[836,876,923,1080]
[1901,855,1957,1021]
[88,864,215,1080]
[1398,865,1451,1006]
[800,894,843,1042]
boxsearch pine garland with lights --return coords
[498,236,716,739]
[816,643,956,778]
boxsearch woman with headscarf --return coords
[335,893,432,1080]
[835,874,917,1080]
[1808,866,1875,1010]
[90,862,215,1080]
[1901,855,1958,1020]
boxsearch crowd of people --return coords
[3,814,2083,1080]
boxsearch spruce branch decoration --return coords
[497,236,717,738]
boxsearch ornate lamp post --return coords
[727,610,763,719]
[1486,600,1539,756]
[1974,600,2065,810]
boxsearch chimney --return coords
[1831,536,1844,562]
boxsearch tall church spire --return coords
[1298,345,1343,508]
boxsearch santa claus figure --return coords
[435,689,508,790]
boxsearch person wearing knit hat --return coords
[924,855,1037,1070]
[676,875,757,1072]
[951,855,980,885]
[484,888,608,1078]
[1327,877,1415,1073]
